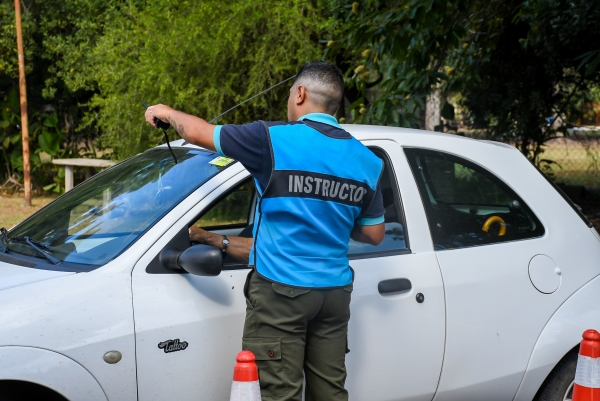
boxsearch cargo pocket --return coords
[242,338,289,398]
[271,283,310,298]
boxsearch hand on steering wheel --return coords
[189,225,209,244]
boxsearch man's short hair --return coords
[294,61,344,115]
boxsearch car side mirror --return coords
[160,244,222,276]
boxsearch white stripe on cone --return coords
[230,381,261,401]
[575,354,600,389]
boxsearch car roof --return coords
[159,124,517,155]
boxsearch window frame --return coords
[404,146,546,251]
[348,146,411,260]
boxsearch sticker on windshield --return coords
[209,156,235,167]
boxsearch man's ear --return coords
[295,85,307,105]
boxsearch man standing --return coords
[144,61,384,401]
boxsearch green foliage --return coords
[461,0,600,160]
[2,0,599,192]
[326,0,600,162]
[324,0,508,127]
[73,0,328,159]
[0,89,67,192]
[0,0,122,191]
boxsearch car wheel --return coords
[0,380,67,401]
[534,348,577,401]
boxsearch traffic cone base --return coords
[230,381,261,401]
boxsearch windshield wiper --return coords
[8,235,61,265]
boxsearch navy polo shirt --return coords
[213,113,385,225]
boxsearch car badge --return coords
[158,338,189,353]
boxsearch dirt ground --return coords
[0,195,56,229]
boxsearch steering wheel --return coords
[482,216,506,236]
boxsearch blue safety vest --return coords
[250,119,383,288]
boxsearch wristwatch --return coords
[221,235,230,254]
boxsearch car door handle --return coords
[378,278,412,294]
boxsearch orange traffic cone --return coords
[230,351,261,401]
[573,329,600,401]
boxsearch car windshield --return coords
[6,148,229,270]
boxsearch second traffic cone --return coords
[230,351,261,401]
[573,329,600,401]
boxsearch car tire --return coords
[0,380,67,401]
[534,347,578,401]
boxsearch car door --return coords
[345,140,445,401]
[131,141,445,401]
[403,148,551,400]
[131,171,255,400]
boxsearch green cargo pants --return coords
[242,270,352,401]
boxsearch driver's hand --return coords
[189,225,209,244]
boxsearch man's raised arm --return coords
[144,104,216,151]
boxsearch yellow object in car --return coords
[482,216,506,236]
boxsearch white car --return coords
[0,126,599,401]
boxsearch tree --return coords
[73,0,330,159]
[323,0,508,127]
[461,0,600,161]
[0,0,122,190]
[325,0,600,161]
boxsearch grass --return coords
[0,195,56,229]
[540,138,600,188]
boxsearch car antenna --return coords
[144,74,296,154]
[142,101,178,164]
[208,75,296,124]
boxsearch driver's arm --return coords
[189,225,252,263]
[144,104,216,151]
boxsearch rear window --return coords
[405,148,545,250]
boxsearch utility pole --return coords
[14,0,31,206]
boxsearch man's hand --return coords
[144,104,216,151]
[144,104,173,128]
[188,225,253,263]
[351,223,385,246]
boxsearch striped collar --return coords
[298,113,341,129]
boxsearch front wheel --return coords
[534,348,577,401]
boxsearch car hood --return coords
[0,261,75,291]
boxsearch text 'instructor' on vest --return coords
[144,61,385,401]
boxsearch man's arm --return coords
[144,104,216,151]
[189,225,252,263]
[351,223,385,246]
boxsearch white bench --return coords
[52,158,116,192]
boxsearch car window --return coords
[348,147,410,257]
[404,148,545,250]
[195,180,255,229]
